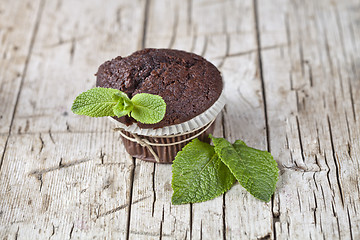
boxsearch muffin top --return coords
[96,48,223,129]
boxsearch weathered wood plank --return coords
[0,0,42,135]
[0,136,6,167]
[128,1,192,239]
[0,0,145,239]
[10,0,145,134]
[257,0,360,238]
[128,0,274,239]
[0,131,133,239]
[1,0,359,239]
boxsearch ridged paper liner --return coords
[109,90,226,136]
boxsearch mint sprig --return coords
[172,139,236,205]
[211,135,279,202]
[71,87,166,124]
[171,136,279,204]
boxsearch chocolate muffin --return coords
[96,48,223,129]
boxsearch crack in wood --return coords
[159,205,165,240]
[304,60,314,87]
[315,122,322,154]
[296,116,306,164]
[257,233,271,240]
[141,0,150,49]
[345,112,352,144]
[255,1,277,239]
[335,58,345,99]
[190,203,193,240]
[48,223,55,240]
[253,0,270,152]
[346,142,352,159]
[222,194,226,240]
[29,158,91,176]
[320,185,326,211]
[48,129,55,144]
[126,157,136,240]
[99,150,105,164]
[45,36,89,48]
[347,77,356,122]
[66,121,71,132]
[299,42,305,77]
[69,37,76,63]
[296,188,302,212]
[282,165,323,173]
[15,226,19,240]
[102,177,113,190]
[97,195,150,219]
[129,230,171,237]
[314,155,321,173]
[323,152,332,191]
[347,207,354,240]
[69,223,74,239]
[327,116,345,206]
[221,107,227,240]
[152,163,156,217]
[38,172,43,192]
[335,210,341,240]
[220,44,287,60]
[313,191,318,225]
[39,133,45,153]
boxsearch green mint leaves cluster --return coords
[71,87,166,124]
[171,135,279,204]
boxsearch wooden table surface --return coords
[1,0,359,239]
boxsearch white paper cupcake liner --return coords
[109,90,226,136]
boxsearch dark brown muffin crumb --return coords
[96,48,223,128]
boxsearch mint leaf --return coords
[210,135,279,202]
[72,88,167,124]
[71,87,121,117]
[171,139,236,205]
[131,93,166,124]
[112,92,133,117]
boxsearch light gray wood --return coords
[0,0,359,239]
[128,0,273,239]
[11,0,145,134]
[0,132,134,239]
[258,0,360,239]
[0,0,42,134]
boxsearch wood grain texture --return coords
[11,0,145,134]
[0,0,42,134]
[257,0,360,239]
[0,0,359,239]
[128,0,273,239]
[0,132,134,239]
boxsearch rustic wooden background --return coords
[0,0,359,239]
